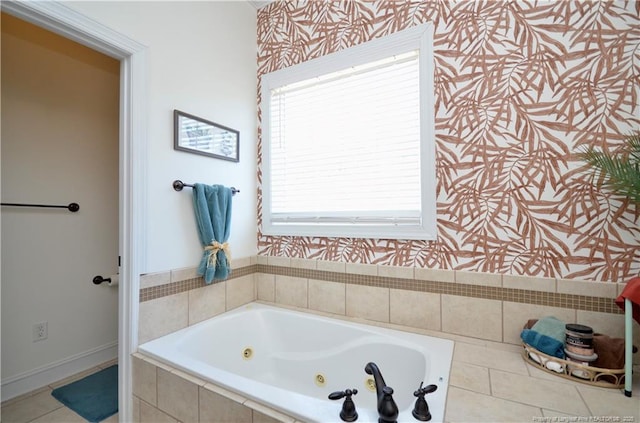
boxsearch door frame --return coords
[0,2,146,421]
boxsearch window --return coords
[261,23,435,240]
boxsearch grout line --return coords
[1,387,50,409]
[487,366,494,397]
[575,384,594,416]
[155,366,159,410]
[388,286,391,323]
[254,272,258,301]
[342,279,347,315]
[224,278,229,311]
[25,404,68,423]
[345,283,349,317]
[306,277,310,309]
[439,292,443,331]
[489,366,602,416]
[501,300,505,343]
[187,287,192,326]
[452,380,576,418]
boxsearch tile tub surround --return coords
[132,353,296,423]
[255,259,640,363]
[138,258,257,344]
[129,259,637,421]
[138,257,639,362]
[132,310,640,423]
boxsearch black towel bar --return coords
[172,180,239,195]
[1,202,80,212]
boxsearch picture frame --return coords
[173,110,239,162]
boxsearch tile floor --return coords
[1,359,118,423]
[444,339,640,422]
[1,339,638,423]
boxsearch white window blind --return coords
[261,23,436,240]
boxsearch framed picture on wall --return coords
[173,110,240,162]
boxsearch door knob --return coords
[92,275,111,285]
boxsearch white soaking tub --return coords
[138,303,454,422]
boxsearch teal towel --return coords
[521,329,565,358]
[520,316,567,359]
[192,184,232,284]
[531,316,566,343]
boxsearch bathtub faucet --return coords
[364,362,398,423]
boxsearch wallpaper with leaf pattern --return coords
[257,0,640,282]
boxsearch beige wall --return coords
[1,13,119,390]
[65,0,259,272]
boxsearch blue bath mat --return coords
[51,365,118,422]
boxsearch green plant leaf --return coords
[580,133,640,205]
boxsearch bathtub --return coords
[138,303,454,422]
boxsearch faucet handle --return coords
[328,388,358,400]
[329,389,358,422]
[412,382,438,421]
[413,382,437,397]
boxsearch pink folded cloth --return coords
[615,276,640,325]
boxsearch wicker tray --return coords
[522,343,625,388]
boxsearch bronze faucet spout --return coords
[365,362,386,398]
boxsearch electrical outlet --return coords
[33,322,48,342]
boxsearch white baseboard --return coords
[1,341,118,402]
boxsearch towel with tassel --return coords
[192,183,232,284]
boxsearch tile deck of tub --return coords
[446,340,639,422]
[2,336,638,423]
